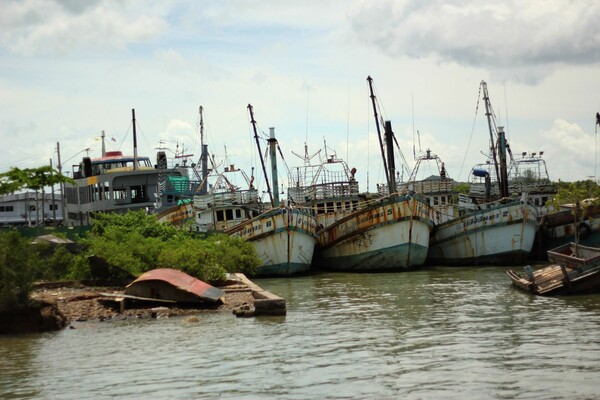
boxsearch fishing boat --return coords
[469,151,556,216]
[292,77,434,271]
[506,242,600,295]
[194,105,318,277]
[426,82,538,265]
[156,106,209,228]
[64,110,183,226]
[193,161,264,232]
[287,142,363,233]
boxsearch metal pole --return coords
[248,104,274,207]
[269,127,280,207]
[132,109,138,171]
[50,158,57,225]
[367,76,390,190]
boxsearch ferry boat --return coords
[64,110,183,226]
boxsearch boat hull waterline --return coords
[316,194,434,271]
[228,207,318,277]
[428,201,538,266]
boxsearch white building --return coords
[0,192,63,226]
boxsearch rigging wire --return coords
[458,84,482,181]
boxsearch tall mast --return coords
[132,109,138,171]
[497,126,509,198]
[481,82,501,195]
[384,121,396,194]
[198,106,209,195]
[367,76,391,190]
[269,127,280,207]
[248,104,274,206]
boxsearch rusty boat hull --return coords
[315,193,434,271]
[227,206,318,277]
[428,200,538,266]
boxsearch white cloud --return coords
[0,0,167,56]
[348,0,600,83]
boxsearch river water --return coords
[1,267,599,399]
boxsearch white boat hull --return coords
[428,201,538,265]
[316,194,434,271]
[228,207,318,276]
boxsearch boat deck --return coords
[507,264,600,295]
[508,265,565,295]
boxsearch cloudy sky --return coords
[1,0,599,193]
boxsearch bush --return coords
[0,231,37,311]
[83,211,261,281]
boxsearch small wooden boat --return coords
[506,242,600,295]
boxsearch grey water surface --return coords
[1,267,599,399]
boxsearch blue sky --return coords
[1,0,600,194]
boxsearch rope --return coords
[458,84,482,180]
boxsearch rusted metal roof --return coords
[126,268,224,302]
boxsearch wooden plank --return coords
[99,292,177,304]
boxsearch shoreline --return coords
[30,284,255,325]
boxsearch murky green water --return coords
[1,267,599,399]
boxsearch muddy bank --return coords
[0,280,254,335]
[28,283,254,325]
[0,300,68,334]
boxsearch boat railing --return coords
[508,181,555,194]
[288,181,359,202]
[193,189,259,209]
[398,179,456,195]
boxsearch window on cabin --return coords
[235,209,241,219]
[130,185,147,203]
[327,202,334,212]
[336,202,342,211]
[317,203,325,215]
[216,210,225,222]
[114,187,126,200]
[225,209,233,220]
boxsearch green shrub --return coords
[82,211,261,281]
[0,231,37,310]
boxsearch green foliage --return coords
[547,181,600,212]
[547,180,600,244]
[0,210,261,310]
[158,237,226,282]
[42,246,77,280]
[84,211,260,280]
[157,234,260,281]
[64,255,92,281]
[0,165,74,195]
[454,183,471,194]
[206,234,260,276]
[0,231,37,310]
[90,210,182,240]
